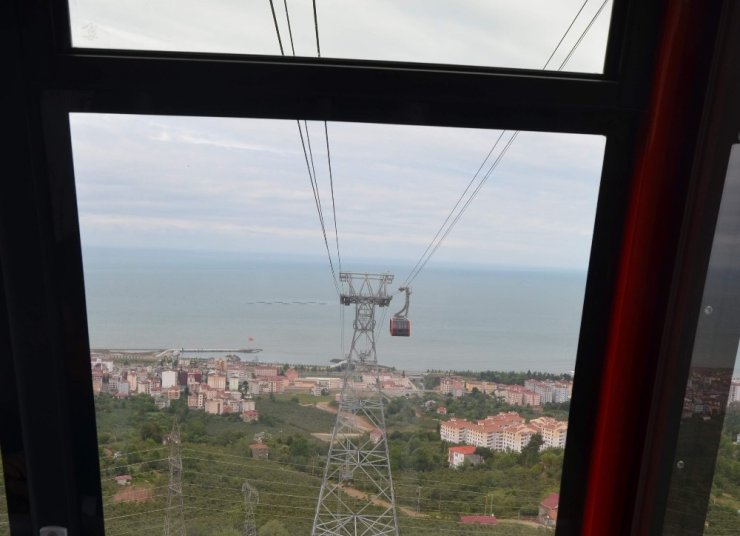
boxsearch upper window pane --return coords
[68,0,613,73]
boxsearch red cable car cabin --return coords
[390,317,410,337]
[390,287,412,336]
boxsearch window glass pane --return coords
[68,0,612,73]
[702,146,740,536]
[71,113,604,534]
[662,145,740,535]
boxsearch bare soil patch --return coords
[112,485,153,504]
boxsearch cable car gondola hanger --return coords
[390,287,411,337]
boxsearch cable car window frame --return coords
[4,1,731,535]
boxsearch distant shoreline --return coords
[91,348,575,376]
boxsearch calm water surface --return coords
[82,247,587,372]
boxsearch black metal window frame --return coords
[3,1,733,535]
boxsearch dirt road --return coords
[338,484,427,518]
[315,402,375,432]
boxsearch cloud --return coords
[70,112,604,270]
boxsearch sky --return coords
[68,0,612,72]
[67,0,612,271]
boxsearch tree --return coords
[474,446,493,459]
[259,519,290,536]
[139,421,162,443]
[423,375,441,390]
[519,433,544,467]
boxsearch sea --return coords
[82,247,588,373]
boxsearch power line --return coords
[183,452,553,499]
[401,0,611,287]
[99,457,171,476]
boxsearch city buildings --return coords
[440,411,567,452]
[442,375,573,407]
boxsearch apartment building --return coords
[502,423,541,453]
[531,417,568,449]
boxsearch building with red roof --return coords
[250,443,269,460]
[538,492,559,527]
[448,445,483,468]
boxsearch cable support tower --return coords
[312,272,399,536]
[401,0,611,288]
[242,481,259,536]
[162,422,185,536]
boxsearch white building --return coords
[530,417,568,449]
[228,376,240,392]
[161,370,177,389]
[448,445,479,468]
[502,424,540,452]
[440,419,473,444]
[729,378,740,403]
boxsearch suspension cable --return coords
[282,0,296,56]
[402,0,611,287]
[266,0,341,294]
[310,3,345,361]
[267,0,284,55]
[296,121,340,294]
[312,0,321,57]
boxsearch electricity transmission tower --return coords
[242,481,259,536]
[312,272,399,536]
[163,422,185,536]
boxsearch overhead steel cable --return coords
[405,131,519,285]
[312,0,321,57]
[282,0,296,55]
[267,0,284,54]
[266,0,341,295]
[285,0,341,294]
[303,120,322,210]
[401,130,508,287]
[323,121,341,275]
[543,0,590,68]
[558,0,612,69]
[311,5,344,358]
[402,0,610,288]
[303,0,340,274]
[297,121,341,294]
[300,0,345,357]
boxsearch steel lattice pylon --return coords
[312,273,399,536]
[163,422,185,536]
[242,481,259,536]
